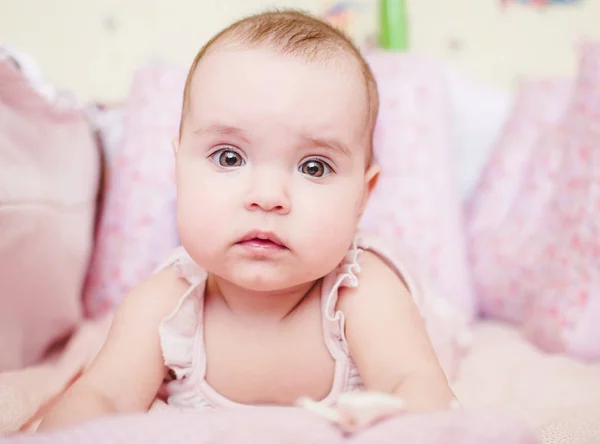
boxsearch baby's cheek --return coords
[177,188,219,247]
[179,170,227,212]
[295,189,360,265]
[317,186,363,229]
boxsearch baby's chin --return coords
[222,271,315,293]
[211,263,326,294]
[183,245,334,292]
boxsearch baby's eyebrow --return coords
[193,123,351,158]
[301,134,352,159]
[193,123,250,143]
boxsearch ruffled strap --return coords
[156,247,208,380]
[154,246,207,287]
[321,238,364,359]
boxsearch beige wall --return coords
[1,0,599,101]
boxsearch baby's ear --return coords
[365,164,380,195]
[359,163,380,216]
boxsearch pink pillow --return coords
[360,52,476,319]
[466,77,573,323]
[83,63,186,316]
[520,41,600,360]
[467,41,600,360]
[0,58,100,371]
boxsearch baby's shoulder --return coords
[336,244,414,317]
[348,248,409,291]
[115,265,190,327]
[144,265,191,302]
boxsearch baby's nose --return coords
[244,171,290,214]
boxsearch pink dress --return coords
[158,234,424,409]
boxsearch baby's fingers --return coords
[297,392,405,434]
[296,396,346,424]
[334,392,405,433]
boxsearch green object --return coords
[378,0,409,51]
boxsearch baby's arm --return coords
[339,251,456,413]
[38,268,185,430]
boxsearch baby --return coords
[39,9,456,432]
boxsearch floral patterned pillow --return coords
[466,77,573,323]
[361,52,476,320]
[521,41,600,360]
[467,41,600,361]
[83,63,186,316]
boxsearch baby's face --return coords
[175,46,377,291]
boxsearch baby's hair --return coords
[179,9,379,165]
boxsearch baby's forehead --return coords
[186,45,370,136]
[192,43,365,90]
[186,49,368,160]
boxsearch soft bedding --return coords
[454,322,600,443]
[2,320,599,443]
[1,405,537,444]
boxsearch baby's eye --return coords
[299,159,332,178]
[210,149,245,168]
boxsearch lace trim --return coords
[323,238,364,353]
[157,248,207,380]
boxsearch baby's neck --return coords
[206,274,321,322]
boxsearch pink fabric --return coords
[466,78,573,323]
[2,408,537,443]
[452,321,600,441]
[537,405,600,444]
[83,63,186,316]
[0,58,100,371]
[519,41,600,360]
[360,51,476,319]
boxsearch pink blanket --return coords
[2,408,537,444]
[7,318,600,443]
[0,314,538,444]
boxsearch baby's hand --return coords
[297,391,405,434]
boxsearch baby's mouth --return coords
[236,231,288,251]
